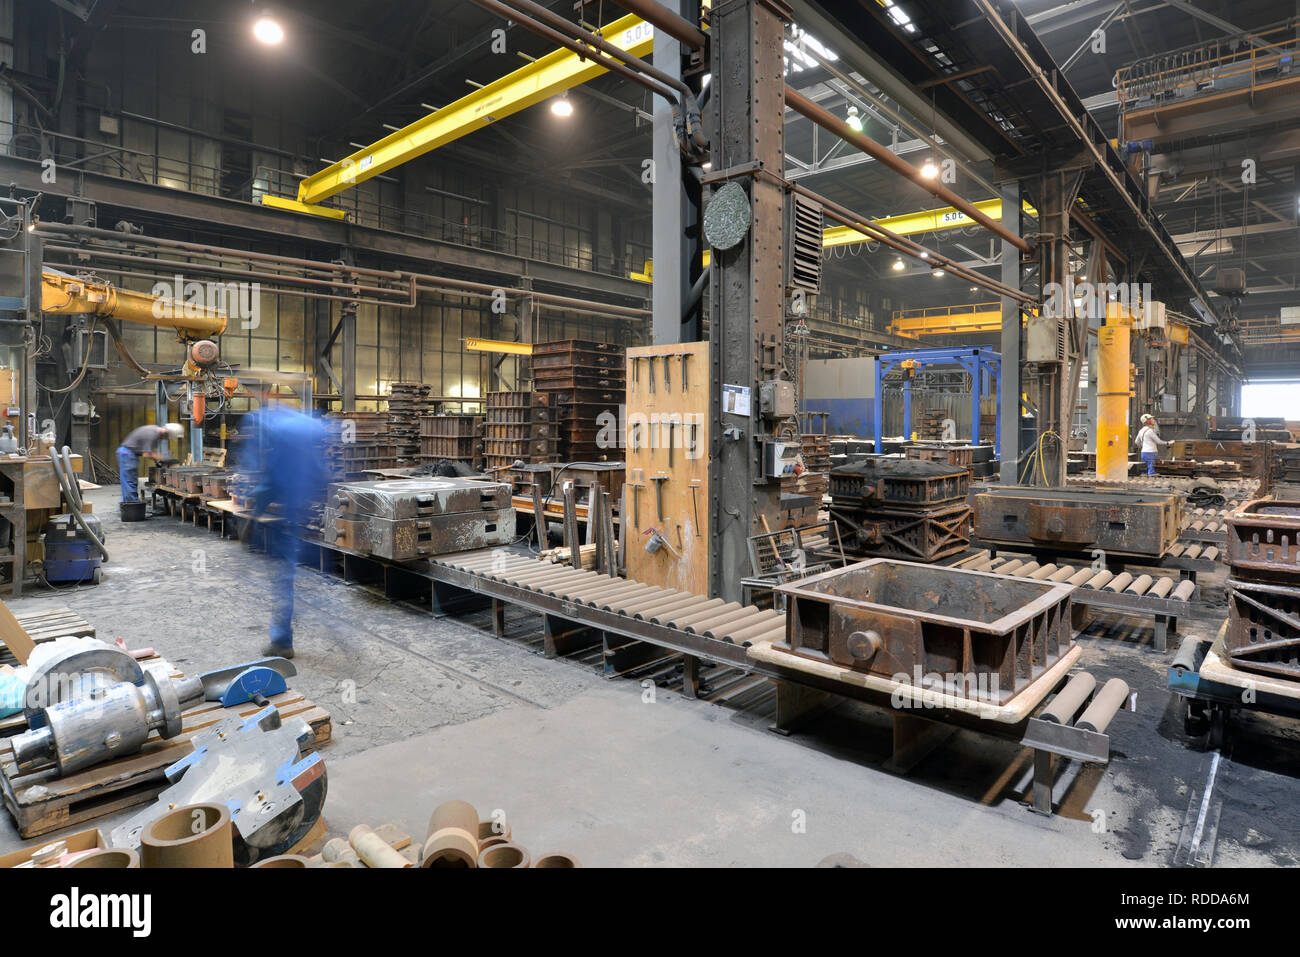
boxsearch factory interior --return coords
[0,0,1296,909]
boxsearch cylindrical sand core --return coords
[421,800,480,868]
[141,803,234,868]
[478,843,530,869]
[533,851,580,868]
[350,824,413,869]
[68,848,139,868]
[251,854,311,868]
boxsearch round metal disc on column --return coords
[703,182,752,250]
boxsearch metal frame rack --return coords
[874,347,1001,454]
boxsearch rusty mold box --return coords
[1225,497,1300,582]
[775,558,1074,705]
[972,484,1182,558]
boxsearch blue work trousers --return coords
[268,524,307,649]
[117,446,140,503]
[1142,451,1157,476]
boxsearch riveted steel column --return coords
[707,0,790,601]
[998,181,1023,484]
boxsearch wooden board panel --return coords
[624,343,710,596]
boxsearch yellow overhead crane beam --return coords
[40,268,227,338]
[822,199,1037,247]
[465,337,534,356]
[888,303,1005,337]
[265,13,655,216]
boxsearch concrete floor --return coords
[3,485,1298,866]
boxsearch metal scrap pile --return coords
[828,457,972,562]
[1224,496,1300,681]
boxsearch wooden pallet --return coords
[0,688,331,839]
[2,608,95,666]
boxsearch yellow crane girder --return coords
[279,14,654,211]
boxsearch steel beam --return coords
[999,181,1023,484]
[651,0,686,345]
[0,157,646,302]
[707,0,789,602]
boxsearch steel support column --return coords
[707,0,790,602]
[1035,170,1085,486]
[999,181,1023,483]
[652,1,685,345]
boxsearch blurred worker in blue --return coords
[242,395,328,659]
[117,422,183,502]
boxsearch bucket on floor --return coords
[120,501,147,522]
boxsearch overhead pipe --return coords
[783,87,1032,255]
[36,222,405,281]
[41,245,417,306]
[788,181,1033,303]
[502,0,693,102]
[609,0,706,49]
[472,0,680,104]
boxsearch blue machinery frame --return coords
[874,346,1002,454]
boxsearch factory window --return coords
[1241,381,1300,420]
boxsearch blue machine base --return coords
[44,543,102,585]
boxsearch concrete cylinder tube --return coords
[421,800,480,868]
[350,824,414,868]
[140,803,234,868]
[1039,672,1096,725]
[67,848,139,868]
[534,852,581,868]
[478,843,531,868]
[322,838,362,867]
[251,854,311,868]
[478,818,511,843]
[1076,678,1130,733]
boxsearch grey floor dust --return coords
[2,486,1297,866]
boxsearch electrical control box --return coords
[762,440,803,480]
[759,379,796,420]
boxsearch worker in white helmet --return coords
[1133,413,1168,476]
[116,422,183,503]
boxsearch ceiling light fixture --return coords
[920,158,939,179]
[551,94,574,118]
[252,11,285,45]
[846,106,863,133]
[932,269,945,278]
[892,259,905,271]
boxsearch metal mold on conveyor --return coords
[971,484,1183,559]
[774,559,1074,706]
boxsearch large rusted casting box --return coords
[1225,579,1300,681]
[323,478,514,560]
[1225,498,1300,582]
[774,559,1074,705]
[973,485,1181,558]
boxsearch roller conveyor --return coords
[971,552,1197,651]
[429,551,789,663]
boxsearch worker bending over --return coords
[117,422,183,503]
[1133,413,1169,476]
